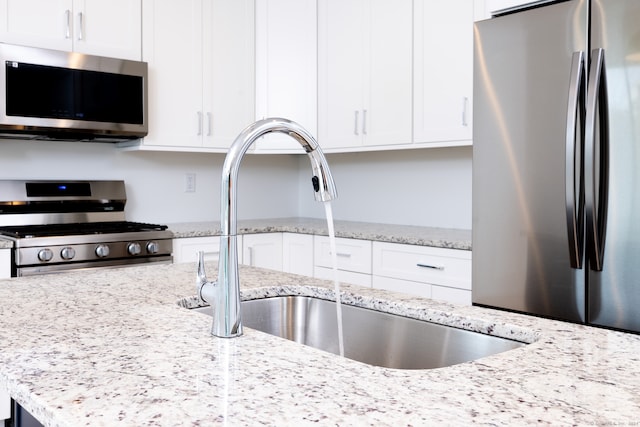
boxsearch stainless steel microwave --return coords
[0,43,148,142]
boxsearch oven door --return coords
[15,255,173,277]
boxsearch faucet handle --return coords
[196,251,217,304]
[196,251,208,299]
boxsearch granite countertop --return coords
[168,217,472,251]
[0,262,639,426]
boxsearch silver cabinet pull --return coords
[77,12,84,41]
[417,263,444,271]
[336,252,352,258]
[247,246,254,266]
[354,110,359,135]
[206,112,212,136]
[462,97,468,126]
[65,10,71,39]
[362,109,367,135]
[197,112,202,136]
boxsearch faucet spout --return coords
[200,118,337,338]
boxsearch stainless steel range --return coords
[0,180,173,276]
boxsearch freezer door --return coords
[588,0,640,333]
[472,0,588,322]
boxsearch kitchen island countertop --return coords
[168,217,472,250]
[0,261,639,426]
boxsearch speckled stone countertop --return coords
[168,217,472,250]
[0,262,639,426]
[0,240,12,249]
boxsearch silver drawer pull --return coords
[336,252,352,258]
[417,263,444,271]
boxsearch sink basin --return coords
[193,295,525,369]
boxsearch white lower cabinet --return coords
[282,233,314,277]
[242,233,283,271]
[0,249,10,278]
[172,236,222,264]
[0,384,9,424]
[314,236,372,287]
[372,241,472,305]
[314,265,371,287]
[171,233,472,306]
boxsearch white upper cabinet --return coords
[134,0,254,152]
[413,0,473,146]
[0,0,141,60]
[318,0,412,151]
[254,0,317,153]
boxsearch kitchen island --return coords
[0,261,639,426]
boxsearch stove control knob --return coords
[60,247,76,260]
[146,241,160,254]
[95,244,110,258]
[38,248,54,262]
[127,242,142,256]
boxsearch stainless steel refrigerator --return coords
[473,0,640,333]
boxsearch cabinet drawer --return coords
[372,242,471,290]
[173,236,222,264]
[372,275,431,298]
[315,265,372,287]
[432,285,471,306]
[314,236,372,274]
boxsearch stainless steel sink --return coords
[193,295,525,369]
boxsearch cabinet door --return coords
[282,233,314,276]
[0,0,73,51]
[242,233,283,271]
[365,0,412,147]
[318,0,412,150]
[139,0,253,151]
[0,383,9,422]
[414,0,473,145]
[0,249,11,278]
[72,0,141,60]
[254,0,317,152]
[318,0,365,149]
[206,0,255,149]
[141,0,204,148]
[0,0,141,59]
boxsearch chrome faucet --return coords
[196,118,338,338]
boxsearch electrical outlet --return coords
[185,173,196,193]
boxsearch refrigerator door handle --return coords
[565,51,586,269]
[585,48,610,271]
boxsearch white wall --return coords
[297,146,472,229]
[0,139,301,224]
[0,140,472,229]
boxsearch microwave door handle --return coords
[565,51,586,269]
[585,48,610,271]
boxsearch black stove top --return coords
[0,221,168,239]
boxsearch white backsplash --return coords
[0,139,471,229]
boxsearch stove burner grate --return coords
[0,221,168,239]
